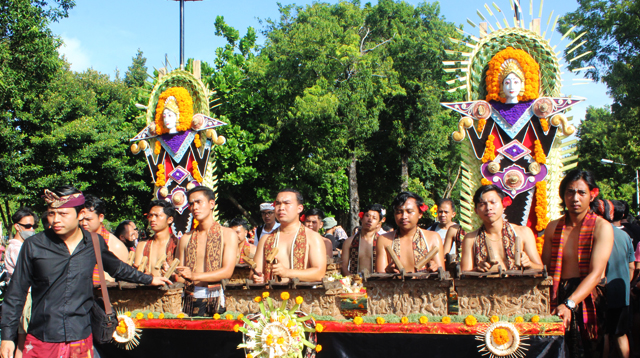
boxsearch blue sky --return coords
[49,0,612,122]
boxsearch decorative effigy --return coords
[442,24,587,233]
[130,64,227,237]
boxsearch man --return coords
[134,201,179,277]
[376,192,444,273]
[598,200,633,358]
[342,204,384,275]
[81,195,129,263]
[254,202,280,246]
[115,220,138,251]
[252,189,326,283]
[462,185,542,272]
[176,186,239,317]
[541,170,614,358]
[228,218,256,264]
[0,186,169,358]
[322,217,341,251]
[303,208,333,257]
[428,199,459,256]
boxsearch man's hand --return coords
[520,252,532,268]
[385,262,400,274]
[1,340,15,358]
[427,260,439,272]
[554,304,572,329]
[476,261,492,272]
[176,266,194,281]
[252,270,264,284]
[271,262,290,278]
[150,276,172,286]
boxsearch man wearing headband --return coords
[0,185,171,358]
[255,202,280,246]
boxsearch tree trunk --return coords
[0,200,8,236]
[443,165,462,199]
[348,152,360,234]
[400,151,409,191]
[226,194,259,227]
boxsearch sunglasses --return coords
[17,223,37,229]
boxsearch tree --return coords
[124,49,148,88]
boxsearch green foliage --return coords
[124,49,148,88]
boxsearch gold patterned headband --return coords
[42,189,85,208]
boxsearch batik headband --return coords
[43,189,86,208]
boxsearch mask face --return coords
[19,230,36,239]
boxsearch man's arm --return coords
[133,241,147,268]
[375,233,395,273]
[423,230,445,271]
[517,226,543,269]
[460,231,478,272]
[252,234,268,283]
[443,225,458,256]
[99,235,153,285]
[1,241,34,343]
[341,236,355,276]
[184,228,239,283]
[541,220,559,268]
[273,229,326,282]
[107,233,129,262]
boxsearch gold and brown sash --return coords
[262,224,307,281]
[391,229,429,270]
[348,232,379,274]
[184,221,224,275]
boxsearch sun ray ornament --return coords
[112,309,142,350]
[441,0,590,233]
[476,321,530,358]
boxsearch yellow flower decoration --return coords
[515,316,524,323]
[485,47,540,103]
[226,314,233,320]
[401,317,409,324]
[353,316,364,325]
[315,344,323,352]
[481,178,493,186]
[531,315,540,323]
[154,87,194,135]
[125,311,131,317]
[376,317,385,325]
[277,337,284,345]
[192,161,203,183]
[441,316,451,324]
[158,313,165,319]
[154,140,161,155]
[281,292,290,300]
[536,234,545,255]
[177,313,185,319]
[254,296,262,303]
[247,354,253,358]
[481,135,496,163]
[194,133,202,148]
[263,292,270,298]
[490,315,499,323]
[213,313,220,320]
[492,328,510,345]
[316,323,324,333]
[419,316,429,324]
[533,140,546,164]
[465,315,477,326]
[477,118,487,134]
[295,296,304,305]
[147,313,154,319]
[535,181,549,232]
[136,312,144,320]
[540,117,549,132]
[233,324,240,333]
[155,164,166,187]
[429,205,438,218]
[237,314,244,320]
[266,334,273,346]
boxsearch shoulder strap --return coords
[91,232,113,315]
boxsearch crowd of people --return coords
[1,169,640,357]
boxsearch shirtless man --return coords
[429,199,459,256]
[228,218,256,264]
[461,185,542,272]
[342,204,385,275]
[176,186,239,317]
[134,200,178,277]
[376,192,444,273]
[253,189,326,283]
[303,208,333,258]
[542,170,614,358]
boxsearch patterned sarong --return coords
[23,333,93,358]
[262,224,307,281]
[347,232,378,274]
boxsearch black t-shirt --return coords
[622,222,640,249]
[324,234,338,251]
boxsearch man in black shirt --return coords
[0,186,170,358]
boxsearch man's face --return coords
[125,222,138,242]
[80,208,103,233]
[274,192,303,225]
[188,191,215,222]
[437,202,455,225]
[261,210,276,225]
[362,211,381,231]
[48,207,83,237]
[304,215,323,232]
[231,225,248,242]
[148,206,172,233]
[394,198,422,231]
[475,191,504,224]
[564,179,594,215]
[14,215,36,237]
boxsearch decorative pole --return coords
[171,0,204,69]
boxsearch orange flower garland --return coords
[194,133,202,148]
[536,234,544,255]
[485,47,540,103]
[481,178,493,186]
[192,161,203,183]
[353,317,363,325]
[540,118,549,132]
[155,165,166,187]
[490,315,499,323]
[481,135,496,163]
[419,316,429,324]
[515,316,524,323]
[154,140,161,155]
[533,140,546,164]
[465,315,477,326]
[376,317,385,325]
[492,328,510,345]
[531,315,540,323]
[155,87,194,135]
[535,181,549,232]
[442,316,451,324]
[477,118,487,134]
[401,317,409,324]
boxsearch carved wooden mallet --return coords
[126,251,135,266]
[154,254,167,271]
[415,245,440,272]
[164,259,180,279]
[137,256,148,272]
[384,245,404,272]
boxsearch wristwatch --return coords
[563,299,576,311]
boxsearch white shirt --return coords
[256,222,281,245]
[433,223,456,256]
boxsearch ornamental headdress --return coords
[485,47,540,103]
[154,87,194,135]
[42,189,85,208]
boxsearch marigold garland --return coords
[533,140,546,164]
[316,323,324,333]
[233,324,240,333]
[401,317,409,324]
[481,178,493,186]
[540,118,549,132]
[442,316,451,324]
[481,135,496,163]
[376,317,385,325]
[147,313,154,319]
[485,47,540,103]
[155,87,194,135]
[477,118,487,134]
[136,312,144,320]
[534,181,550,232]
[492,328,510,346]
[515,316,524,323]
[536,234,544,255]
[194,133,202,148]
[316,345,323,352]
[490,315,499,323]
[154,140,161,155]
[465,315,477,326]
[177,313,185,319]
[155,164,166,187]
[192,161,203,183]
[213,313,220,320]
[353,316,363,325]
[531,315,540,323]
[419,316,429,324]
[158,313,165,319]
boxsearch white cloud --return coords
[58,36,91,72]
